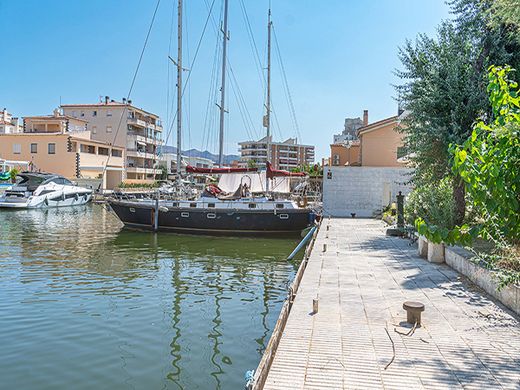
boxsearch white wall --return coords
[323,166,413,217]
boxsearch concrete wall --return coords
[445,246,520,316]
[323,166,413,217]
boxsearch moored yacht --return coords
[0,172,93,209]
[107,2,319,236]
[108,186,314,236]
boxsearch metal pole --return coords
[154,194,159,232]
[397,191,404,229]
[218,0,229,167]
[176,0,183,184]
[265,8,272,192]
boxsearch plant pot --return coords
[427,241,445,263]
[417,235,428,258]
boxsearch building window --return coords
[48,143,56,154]
[327,170,332,179]
[92,126,97,134]
[106,126,112,133]
[397,146,408,159]
[80,111,85,117]
[333,154,340,166]
[80,144,96,154]
[92,111,97,117]
[111,149,122,157]
[107,110,112,117]
[98,147,109,156]
[30,143,37,153]
[13,144,21,154]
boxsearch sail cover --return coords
[186,165,257,174]
[266,161,306,178]
[217,172,291,193]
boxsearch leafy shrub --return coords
[405,178,456,229]
[117,182,160,189]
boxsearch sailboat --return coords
[108,1,317,236]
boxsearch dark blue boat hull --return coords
[108,200,314,236]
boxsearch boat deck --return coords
[262,218,520,389]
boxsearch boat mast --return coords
[176,0,183,183]
[265,7,272,192]
[218,0,229,167]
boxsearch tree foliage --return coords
[396,21,482,185]
[452,65,520,244]
[396,0,520,224]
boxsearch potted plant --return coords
[9,168,19,184]
[406,178,457,263]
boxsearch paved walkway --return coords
[263,219,520,389]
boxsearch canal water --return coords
[0,205,301,389]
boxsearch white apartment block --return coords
[61,96,163,182]
[239,136,315,170]
[0,108,22,134]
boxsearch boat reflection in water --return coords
[0,204,301,389]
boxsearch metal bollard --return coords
[397,191,405,229]
[323,243,327,252]
[312,297,319,314]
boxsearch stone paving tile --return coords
[263,218,520,389]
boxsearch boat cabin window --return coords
[207,203,215,208]
[171,202,178,207]
[248,203,256,209]
[44,177,72,186]
[18,175,47,191]
[190,203,197,208]
[276,203,284,209]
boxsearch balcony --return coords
[128,134,163,146]
[241,145,267,151]
[241,151,267,158]
[126,167,162,174]
[126,149,157,160]
[127,117,148,128]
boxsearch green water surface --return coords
[0,204,300,389]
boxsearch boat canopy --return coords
[218,172,291,193]
[186,165,257,174]
[266,161,306,178]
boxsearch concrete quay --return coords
[262,218,520,389]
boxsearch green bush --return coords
[117,182,160,189]
[405,178,456,229]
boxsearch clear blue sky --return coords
[0,0,451,160]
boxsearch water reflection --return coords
[0,205,300,389]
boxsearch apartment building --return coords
[0,108,22,134]
[328,108,407,168]
[0,111,125,189]
[239,136,314,170]
[332,111,367,144]
[161,153,214,173]
[61,96,163,183]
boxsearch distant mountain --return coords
[159,146,239,165]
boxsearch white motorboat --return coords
[0,173,93,209]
